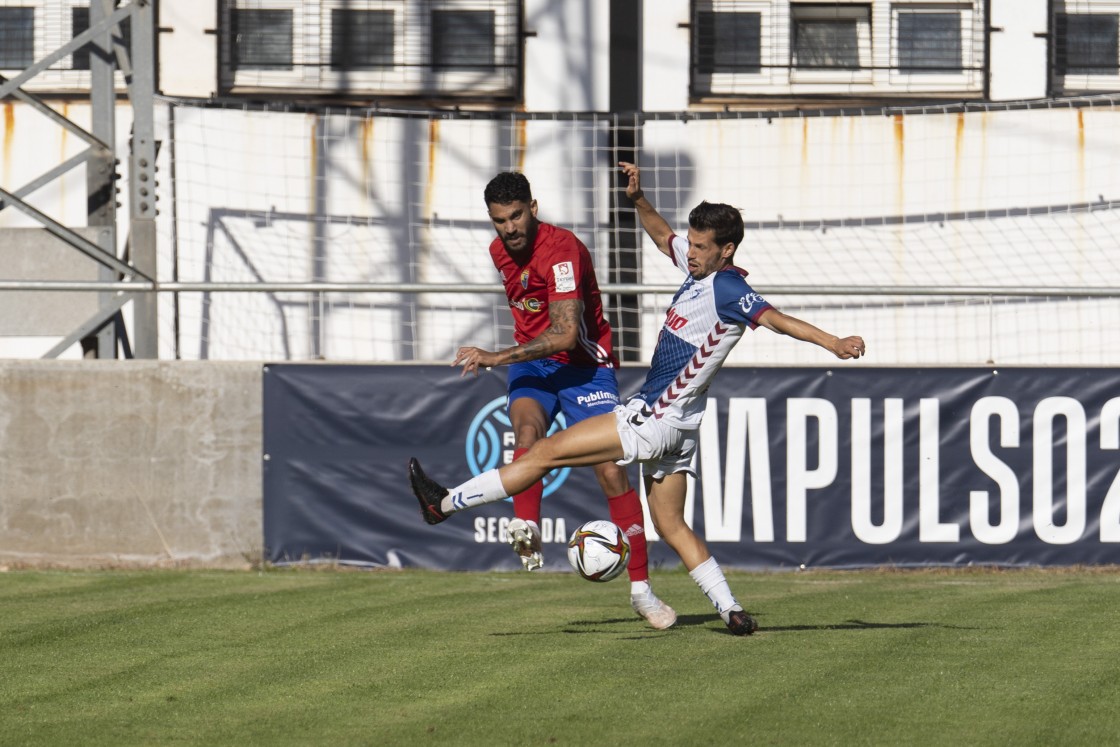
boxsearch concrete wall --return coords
[0,361,262,568]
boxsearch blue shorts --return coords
[508,359,621,426]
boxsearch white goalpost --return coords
[155,96,1120,365]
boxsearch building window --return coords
[695,11,761,74]
[222,1,517,97]
[0,1,134,91]
[897,10,962,73]
[431,9,494,69]
[791,4,871,70]
[690,0,982,99]
[330,9,394,70]
[232,8,293,71]
[1056,13,1119,75]
[0,6,35,69]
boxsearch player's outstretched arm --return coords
[619,161,674,257]
[757,309,866,360]
[451,299,583,376]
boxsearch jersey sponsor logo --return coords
[510,297,544,313]
[520,269,531,289]
[739,292,765,316]
[553,261,576,293]
[665,307,688,331]
[465,396,570,498]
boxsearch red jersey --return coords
[489,221,617,368]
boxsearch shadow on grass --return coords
[490,616,975,638]
[563,614,958,632]
[489,616,735,636]
[761,618,966,632]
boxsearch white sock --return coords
[439,469,508,514]
[630,580,651,597]
[689,557,742,623]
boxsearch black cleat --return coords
[726,609,759,636]
[409,458,449,525]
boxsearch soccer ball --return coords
[567,520,630,582]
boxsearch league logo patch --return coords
[466,396,570,498]
[553,261,575,293]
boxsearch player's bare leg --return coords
[411,415,623,523]
[645,473,708,567]
[647,473,756,636]
[411,414,622,580]
[500,413,625,491]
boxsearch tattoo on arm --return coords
[505,299,582,363]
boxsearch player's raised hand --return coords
[619,161,642,201]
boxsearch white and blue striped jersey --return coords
[633,234,774,429]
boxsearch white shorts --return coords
[613,399,697,480]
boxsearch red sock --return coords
[608,488,648,583]
[510,448,543,525]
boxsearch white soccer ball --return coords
[567,520,630,582]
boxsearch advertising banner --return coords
[263,365,1120,570]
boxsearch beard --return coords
[500,224,536,253]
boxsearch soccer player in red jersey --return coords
[450,172,675,630]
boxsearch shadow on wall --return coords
[180,117,699,362]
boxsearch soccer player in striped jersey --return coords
[412,162,865,635]
[450,172,676,630]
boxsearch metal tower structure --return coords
[0,0,156,358]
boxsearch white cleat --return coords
[507,518,544,571]
[631,589,678,630]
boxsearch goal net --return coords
[155,96,1120,365]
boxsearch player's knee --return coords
[522,438,561,470]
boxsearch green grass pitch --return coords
[2,567,1119,746]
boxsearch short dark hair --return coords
[484,172,533,206]
[688,201,744,250]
